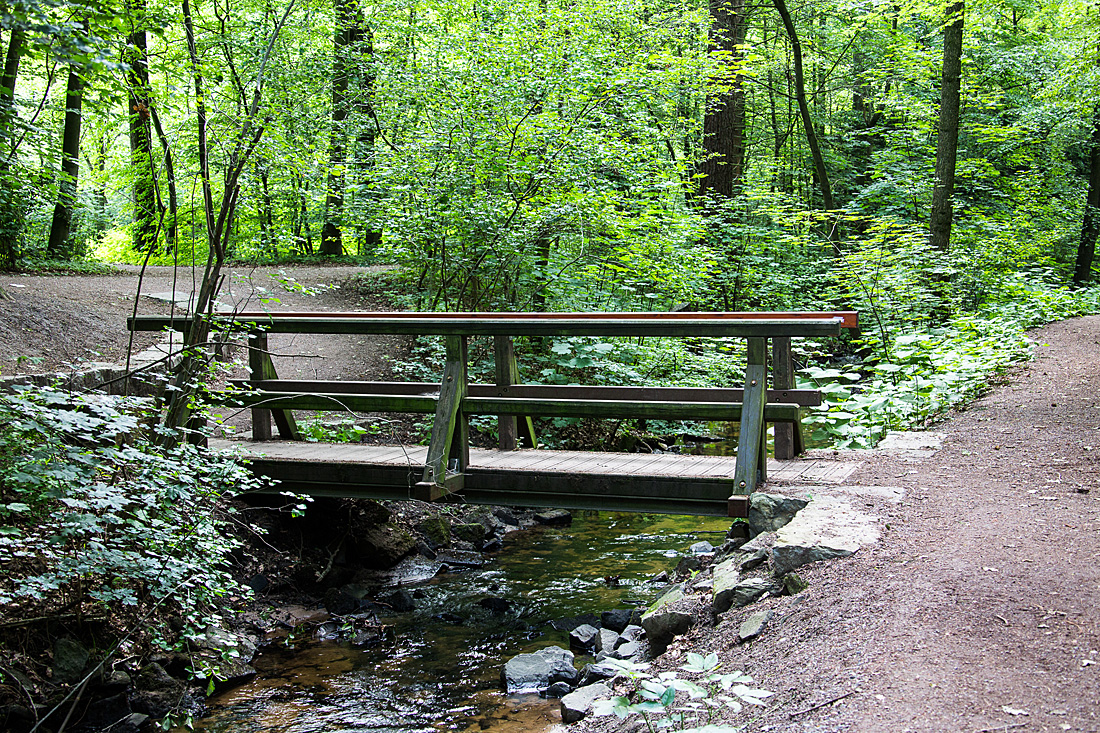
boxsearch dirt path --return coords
[0,264,403,383]
[606,317,1099,733]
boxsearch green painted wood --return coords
[140,309,860,328]
[222,392,442,412]
[128,315,844,338]
[423,335,469,489]
[229,379,824,407]
[246,333,300,441]
[733,338,767,495]
[772,336,795,459]
[216,391,805,422]
[247,334,272,441]
[494,335,519,451]
[463,397,802,422]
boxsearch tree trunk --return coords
[929,1,964,253]
[697,0,748,201]
[351,10,382,253]
[46,29,86,259]
[126,0,158,252]
[1074,107,1100,285]
[772,0,834,218]
[321,0,352,256]
[0,20,24,165]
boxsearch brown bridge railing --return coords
[129,311,857,515]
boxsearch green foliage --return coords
[0,387,261,643]
[803,281,1100,448]
[593,653,773,732]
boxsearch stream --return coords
[189,512,730,733]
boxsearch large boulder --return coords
[748,493,808,535]
[640,584,693,655]
[770,495,879,576]
[352,524,417,569]
[569,624,600,653]
[53,638,90,685]
[501,646,579,693]
[561,682,612,723]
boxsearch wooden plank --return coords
[231,379,823,407]
[733,338,767,495]
[462,397,801,422]
[495,334,536,449]
[222,392,440,413]
[193,310,860,328]
[129,315,845,339]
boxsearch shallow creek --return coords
[190,512,729,733]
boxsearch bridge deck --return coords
[213,440,859,516]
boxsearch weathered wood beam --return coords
[129,315,844,338]
[228,380,823,407]
[732,338,767,495]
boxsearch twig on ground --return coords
[789,690,857,718]
[973,723,1026,733]
[994,614,1010,626]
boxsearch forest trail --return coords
[3,270,1099,731]
[600,316,1100,733]
[0,264,401,383]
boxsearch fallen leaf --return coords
[1001,705,1029,716]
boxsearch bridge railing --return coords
[129,311,857,513]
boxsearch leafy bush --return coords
[0,387,261,647]
[803,281,1100,447]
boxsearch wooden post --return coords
[495,335,519,451]
[773,336,795,459]
[248,333,272,441]
[417,335,469,500]
[732,337,767,495]
[493,335,537,449]
[247,332,300,441]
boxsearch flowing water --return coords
[190,512,730,733]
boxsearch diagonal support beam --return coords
[417,335,469,500]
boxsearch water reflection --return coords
[190,512,729,733]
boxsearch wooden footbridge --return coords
[129,311,857,517]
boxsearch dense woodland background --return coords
[2,0,1098,302]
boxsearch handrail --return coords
[129,313,848,338]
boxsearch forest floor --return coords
[1,266,1098,732]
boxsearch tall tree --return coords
[321,0,353,255]
[350,9,381,252]
[1074,107,1100,284]
[772,0,835,216]
[125,0,158,252]
[0,14,24,160]
[698,0,749,201]
[929,0,964,252]
[46,21,88,258]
